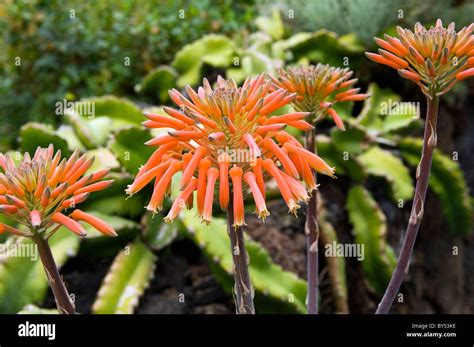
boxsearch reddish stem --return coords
[305,129,319,314]
[34,233,75,314]
[227,194,255,314]
[376,96,439,314]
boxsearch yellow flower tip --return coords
[257,208,270,221]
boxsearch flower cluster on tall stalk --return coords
[366,19,474,314]
[127,74,335,314]
[0,146,117,314]
[271,64,369,314]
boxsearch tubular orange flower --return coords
[372,20,474,315]
[128,75,335,227]
[0,145,117,315]
[270,64,369,129]
[367,19,474,97]
[0,146,116,238]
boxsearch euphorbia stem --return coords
[376,95,439,314]
[33,233,76,314]
[305,129,319,314]
[227,195,255,314]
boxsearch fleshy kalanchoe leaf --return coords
[80,172,145,219]
[108,126,155,174]
[330,126,367,155]
[358,146,414,202]
[346,185,397,293]
[0,232,80,313]
[398,137,472,235]
[135,65,178,102]
[255,9,285,40]
[316,134,366,182]
[19,123,73,157]
[319,209,348,313]
[85,147,121,174]
[272,30,364,66]
[66,96,144,148]
[181,209,307,313]
[141,213,179,252]
[172,34,236,87]
[356,83,419,134]
[92,241,156,314]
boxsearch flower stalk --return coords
[227,193,255,314]
[376,95,439,314]
[33,231,76,314]
[271,65,368,314]
[367,19,473,314]
[305,129,319,314]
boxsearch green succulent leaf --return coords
[331,126,367,155]
[316,135,365,182]
[398,137,472,235]
[346,185,397,293]
[141,213,179,251]
[272,30,364,67]
[358,146,414,201]
[255,9,285,40]
[108,126,155,174]
[19,123,72,157]
[56,124,86,151]
[181,210,307,313]
[135,65,177,102]
[85,147,121,174]
[172,34,236,87]
[92,241,156,314]
[319,211,348,312]
[0,232,80,313]
[66,96,144,148]
[357,83,419,134]
[80,172,145,219]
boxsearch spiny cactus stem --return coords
[227,194,255,314]
[305,128,319,314]
[33,232,76,314]
[376,95,439,314]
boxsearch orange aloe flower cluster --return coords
[0,146,116,238]
[367,19,474,97]
[269,64,369,130]
[127,75,336,227]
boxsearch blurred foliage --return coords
[262,0,474,45]
[0,0,256,148]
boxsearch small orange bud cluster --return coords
[0,146,116,238]
[367,19,474,97]
[269,64,369,130]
